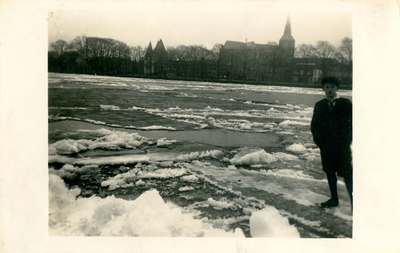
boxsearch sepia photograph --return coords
[1,0,400,252]
[47,9,353,238]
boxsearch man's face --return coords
[323,83,338,99]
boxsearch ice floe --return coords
[49,173,244,237]
[181,174,199,182]
[49,154,150,166]
[179,186,195,192]
[277,131,295,135]
[272,152,299,161]
[286,143,308,154]
[207,197,235,210]
[100,105,121,110]
[279,120,309,126]
[100,167,188,190]
[230,148,277,165]
[157,137,178,146]
[49,164,100,180]
[140,125,176,130]
[49,129,151,155]
[176,150,224,161]
[259,169,316,181]
[250,206,300,238]
[123,104,313,133]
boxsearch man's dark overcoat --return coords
[311,97,352,177]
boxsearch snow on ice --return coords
[49,173,247,237]
[49,129,151,155]
[230,147,277,165]
[157,137,177,146]
[286,143,308,154]
[49,154,151,166]
[49,164,100,180]
[181,174,199,182]
[279,120,309,126]
[250,206,300,238]
[259,169,316,181]
[179,186,195,192]
[140,125,176,130]
[176,150,225,161]
[207,197,235,210]
[100,166,188,190]
[100,105,121,110]
[277,131,295,135]
[126,104,313,133]
[229,147,309,166]
[272,152,299,161]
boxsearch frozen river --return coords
[48,73,353,238]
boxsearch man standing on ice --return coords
[311,76,353,209]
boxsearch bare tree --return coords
[130,46,145,75]
[187,45,202,79]
[166,46,179,61]
[211,43,223,79]
[265,45,285,83]
[176,45,190,78]
[295,44,316,58]
[339,37,353,85]
[70,35,87,57]
[315,40,335,76]
[130,46,144,61]
[339,37,352,62]
[334,51,345,64]
[295,44,316,84]
[50,40,69,56]
[315,40,335,58]
[197,46,212,79]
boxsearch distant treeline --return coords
[48,36,145,76]
[48,35,352,86]
[48,36,223,77]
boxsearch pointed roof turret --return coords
[280,14,295,42]
[153,39,167,57]
[145,41,153,58]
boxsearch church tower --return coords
[279,14,295,60]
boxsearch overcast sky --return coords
[48,2,352,50]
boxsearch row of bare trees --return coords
[295,38,353,84]
[48,36,223,78]
[164,44,222,79]
[296,39,352,64]
[49,36,146,75]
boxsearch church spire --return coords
[279,13,295,60]
[280,14,294,42]
[284,14,291,35]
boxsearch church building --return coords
[142,14,349,85]
[219,14,295,82]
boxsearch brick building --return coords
[143,14,351,85]
[218,14,295,82]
